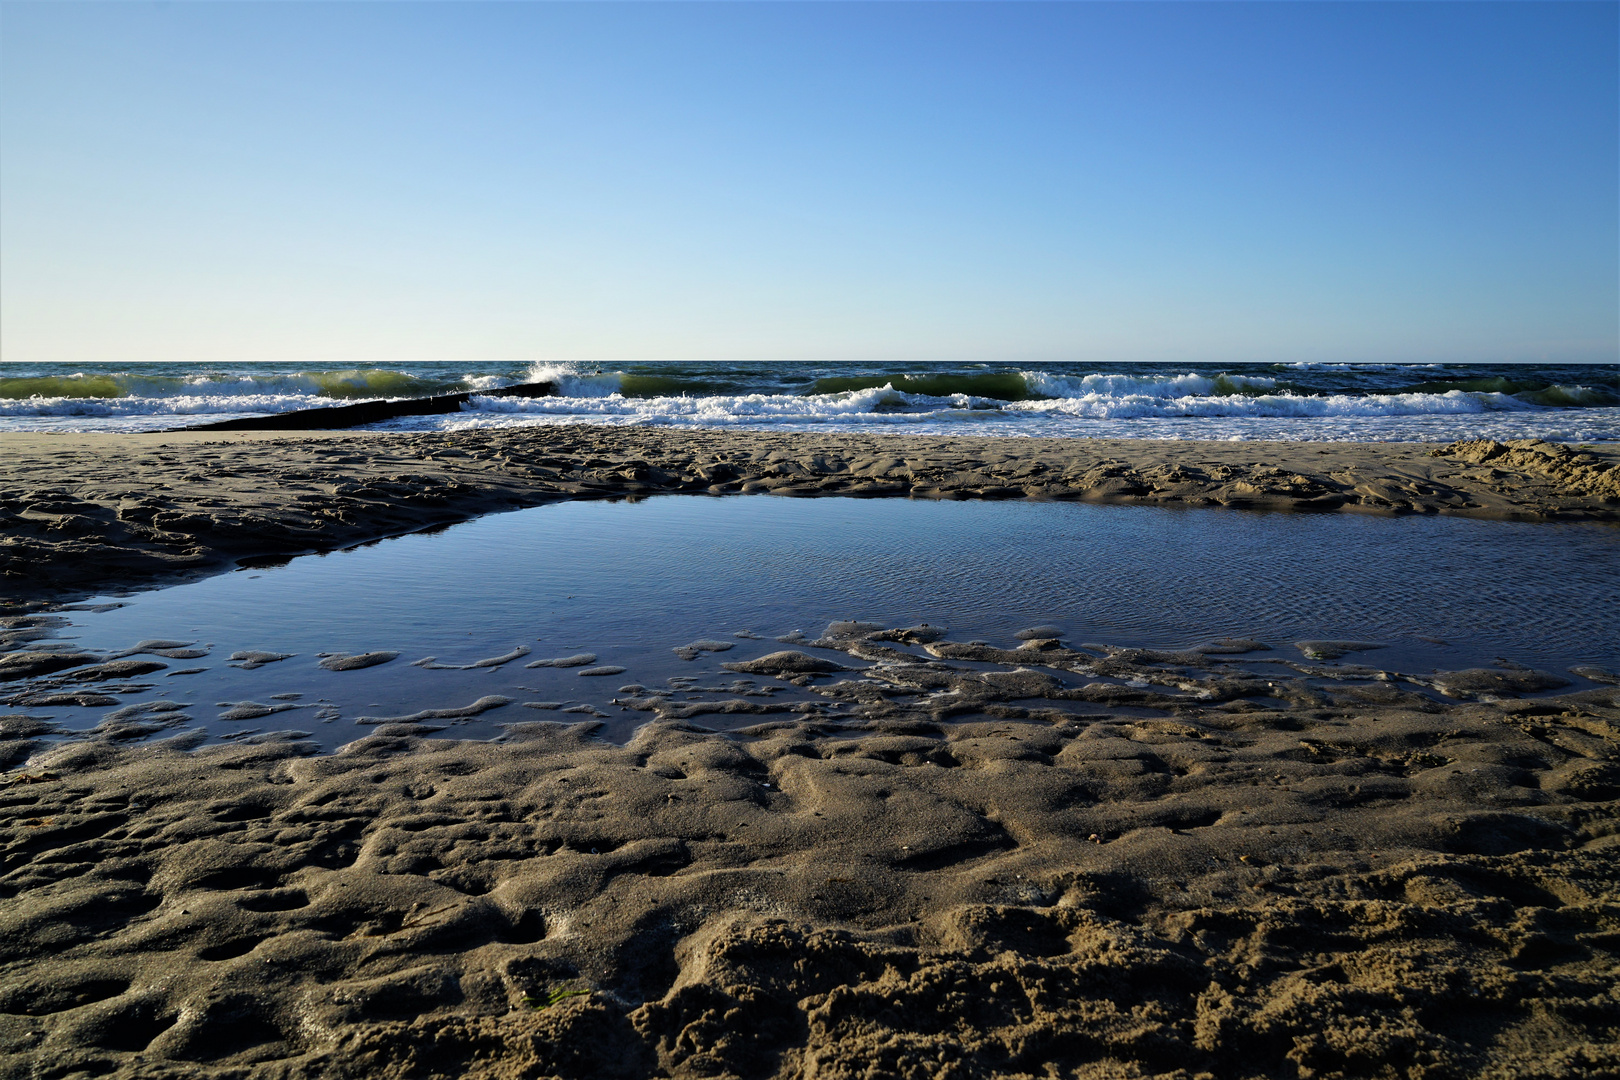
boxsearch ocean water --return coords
[17,497,1619,752]
[2,360,1616,442]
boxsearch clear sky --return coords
[1,1,1615,365]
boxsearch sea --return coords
[1,360,1616,442]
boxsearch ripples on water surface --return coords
[16,497,1618,751]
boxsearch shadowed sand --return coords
[2,430,1619,1077]
[3,619,1620,1077]
[2,428,1618,605]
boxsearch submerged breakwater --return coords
[2,360,1616,441]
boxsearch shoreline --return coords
[2,428,1617,607]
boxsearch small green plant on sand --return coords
[521,986,590,1010]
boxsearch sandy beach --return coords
[2,431,1619,1078]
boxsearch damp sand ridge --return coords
[2,428,1618,604]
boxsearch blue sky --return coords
[2,1,1615,364]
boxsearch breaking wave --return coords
[0,367,507,403]
[2,360,1614,440]
[458,384,1577,426]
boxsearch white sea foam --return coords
[458,385,1541,426]
[1281,362,1444,371]
[0,392,331,417]
[1017,388,1540,420]
[467,384,905,423]
[428,407,1620,444]
[523,361,625,398]
[405,384,1620,444]
[1021,371,1278,398]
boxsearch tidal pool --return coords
[11,495,1617,750]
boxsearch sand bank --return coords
[2,429,1618,605]
[2,616,1618,1077]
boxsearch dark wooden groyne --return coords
[172,380,557,432]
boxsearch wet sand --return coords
[2,429,1617,605]
[3,430,1619,1077]
[3,621,1619,1077]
